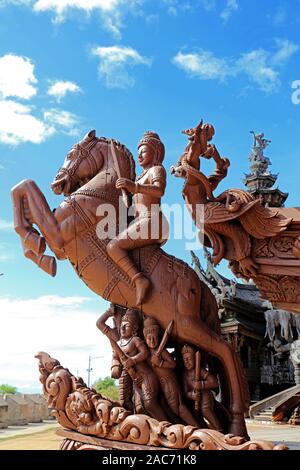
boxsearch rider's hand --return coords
[116,178,136,193]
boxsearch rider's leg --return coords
[107,219,155,305]
[107,236,152,305]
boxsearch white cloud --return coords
[92,45,152,89]
[0,100,79,145]
[271,38,299,66]
[237,49,280,93]
[199,0,216,11]
[44,108,79,131]
[271,6,287,26]
[47,80,82,102]
[0,1,32,6]
[220,0,238,23]
[173,50,233,81]
[0,100,52,145]
[0,218,13,231]
[0,52,81,145]
[6,0,142,37]
[173,38,299,93]
[0,54,37,100]
[33,0,121,16]
[0,295,112,391]
[162,0,178,16]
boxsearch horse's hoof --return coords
[24,231,46,256]
[37,255,57,277]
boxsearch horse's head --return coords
[51,130,103,196]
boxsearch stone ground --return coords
[0,421,299,450]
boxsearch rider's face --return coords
[138,144,154,168]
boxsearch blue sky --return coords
[1,0,300,392]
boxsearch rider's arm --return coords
[134,166,166,197]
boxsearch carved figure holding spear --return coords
[143,317,199,426]
[182,344,223,431]
[96,306,168,422]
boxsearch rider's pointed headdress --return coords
[138,131,165,165]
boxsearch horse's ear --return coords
[84,129,96,141]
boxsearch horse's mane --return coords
[97,136,136,181]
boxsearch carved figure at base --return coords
[102,304,134,411]
[36,352,286,450]
[143,317,199,426]
[97,306,169,422]
[106,132,168,305]
[182,344,223,432]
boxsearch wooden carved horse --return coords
[11,130,249,438]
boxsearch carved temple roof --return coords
[243,132,288,207]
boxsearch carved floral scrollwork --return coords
[253,233,299,260]
[36,351,286,451]
[254,275,300,303]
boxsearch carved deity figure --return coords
[143,317,199,426]
[181,344,222,431]
[107,131,168,305]
[251,131,271,152]
[249,131,271,175]
[97,306,168,422]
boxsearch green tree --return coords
[92,377,119,401]
[0,384,17,395]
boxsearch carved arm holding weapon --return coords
[149,320,174,368]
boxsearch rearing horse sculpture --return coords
[11,130,249,438]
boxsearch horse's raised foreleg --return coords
[178,317,249,439]
[11,179,65,276]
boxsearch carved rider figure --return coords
[181,344,222,431]
[97,306,168,422]
[107,131,168,305]
[143,317,199,426]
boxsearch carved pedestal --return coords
[36,352,287,451]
